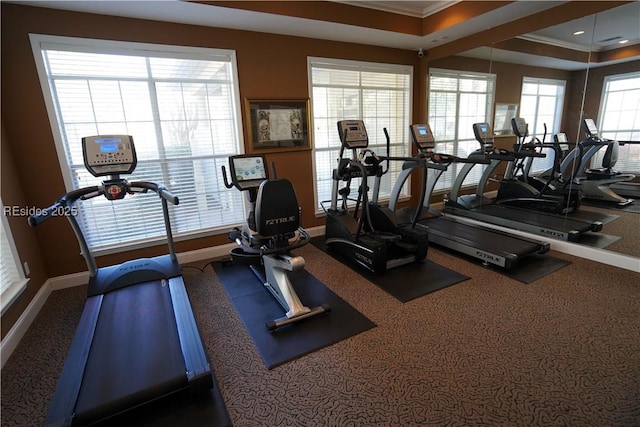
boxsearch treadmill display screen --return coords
[100,144,119,153]
[584,119,598,137]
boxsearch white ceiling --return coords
[8,0,640,70]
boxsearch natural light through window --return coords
[30,35,245,254]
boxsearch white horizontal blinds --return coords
[37,38,244,252]
[428,69,495,191]
[597,72,640,173]
[309,58,412,212]
[1,203,27,314]
[519,77,566,173]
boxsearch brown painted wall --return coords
[1,3,633,337]
[1,122,49,338]
[0,3,420,279]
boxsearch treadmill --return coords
[388,124,549,269]
[445,123,603,242]
[30,135,225,426]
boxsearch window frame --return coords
[596,71,640,173]
[518,76,567,174]
[1,200,29,315]
[29,34,245,255]
[427,67,496,192]
[308,57,413,216]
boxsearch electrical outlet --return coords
[23,261,30,277]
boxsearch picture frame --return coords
[245,98,312,153]
[493,103,519,136]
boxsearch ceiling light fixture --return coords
[619,39,630,44]
[573,30,585,36]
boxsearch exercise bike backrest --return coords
[222,154,302,239]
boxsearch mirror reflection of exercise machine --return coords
[445,123,602,242]
[222,155,329,330]
[559,118,635,205]
[388,124,549,269]
[322,120,428,274]
[30,135,215,426]
[509,117,582,214]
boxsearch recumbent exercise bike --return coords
[222,155,329,330]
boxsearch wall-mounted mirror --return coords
[435,2,639,268]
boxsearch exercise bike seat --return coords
[255,178,301,238]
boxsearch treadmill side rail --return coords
[45,295,103,427]
[169,277,214,391]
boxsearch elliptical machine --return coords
[222,154,329,330]
[322,120,428,274]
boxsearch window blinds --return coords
[31,35,245,254]
[308,57,413,212]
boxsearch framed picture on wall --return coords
[494,103,518,135]
[245,98,312,153]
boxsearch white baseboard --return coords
[1,280,52,369]
[0,225,326,367]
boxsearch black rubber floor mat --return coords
[212,261,376,369]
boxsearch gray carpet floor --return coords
[2,244,639,426]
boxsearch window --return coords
[428,68,496,191]
[1,201,28,315]
[30,35,244,254]
[519,77,566,173]
[308,57,412,213]
[596,71,640,173]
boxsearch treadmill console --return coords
[511,117,527,138]
[229,155,268,190]
[410,124,435,150]
[554,133,570,151]
[337,120,369,149]
[82,135,137,177]
[583,118,598,138]
[472,122,494,149]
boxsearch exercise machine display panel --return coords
[83,135,136,176]
[229,155,268,190]
[583,118,598,137]
[511,117,527,137]
[410,124,435,150]
[337,120,369,149]
[473,122,494,148]
[554,133,570,151]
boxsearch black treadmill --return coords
[388,124,549,269]
[445,123,602,242]
[30,135,227,426]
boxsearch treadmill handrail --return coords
[29,180,180,278]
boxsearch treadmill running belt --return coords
[74,281,188,425]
